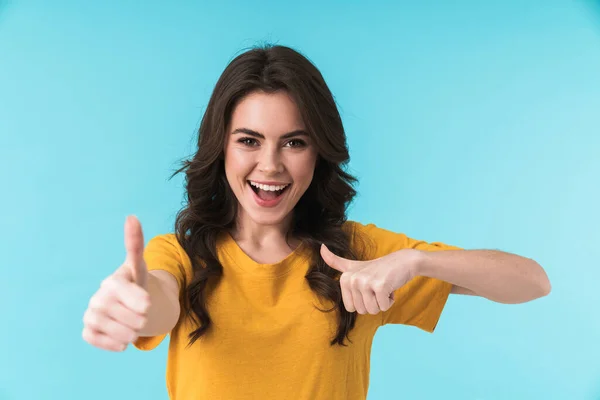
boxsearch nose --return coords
[258,146,284,175]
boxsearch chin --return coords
[247,210,290,227]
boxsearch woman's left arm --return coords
[418,249,551,304]
[320,244,551,314]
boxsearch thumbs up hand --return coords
[320,244,422,315]
[82,216,151,352]
[122,215,148,290]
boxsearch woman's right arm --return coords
[82,216,180,351]
[139,270,180,337]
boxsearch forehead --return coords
[229,91,306,136]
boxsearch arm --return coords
[138,270,181,337]
[82,217,183,352]
[417,249,551,304]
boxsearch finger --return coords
[82,326,128,352]
[83,309,138,344]
[339,273,356,312]
[361,289,381,315]
[374,285,395,313]
[320,244,351,273]
[349,276,367,314]
[124,215,147,285]
[98,277,151,315]
[113,262,134,280]
[104,301,148,332]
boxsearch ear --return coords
[320,244,351,273]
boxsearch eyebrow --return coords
[231,127,308,139]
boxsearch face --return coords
[224,90,318,229]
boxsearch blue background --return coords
[1,1,599,399]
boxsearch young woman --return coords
[82,45,551,399]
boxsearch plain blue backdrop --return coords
[1,1,599,399]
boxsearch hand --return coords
[320,244,422,315]
[82,215,151,351]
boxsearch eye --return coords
[238,137,258,146]
[285,139,307,148]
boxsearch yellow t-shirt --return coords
[134,221,459,399]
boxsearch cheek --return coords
[225,150,253,178]
[290,153,317,186]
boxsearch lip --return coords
[248,180,291,186]
[247,181,290,208]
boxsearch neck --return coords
[231,209,298,250]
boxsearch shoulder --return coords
[342,220,461,260]
[144,233,194,285]
[146,233,184,256]
[342,220,411,260]
[343,220,409,240]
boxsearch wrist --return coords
[410,249,431,278]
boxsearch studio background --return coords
[1,1,599,399]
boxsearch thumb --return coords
[320,244,354,273]
[124,215,148,287]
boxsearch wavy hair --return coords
[172,44,359,346]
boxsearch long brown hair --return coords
[172,44,359,346]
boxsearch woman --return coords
[82,45,551,399]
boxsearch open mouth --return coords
[247,180,291,202]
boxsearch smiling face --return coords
[224,90,318,230]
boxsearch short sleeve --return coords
[133,233,190,351]
[348,221,461,332]
[144,234,189,292]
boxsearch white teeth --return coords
[249,181,289,191]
